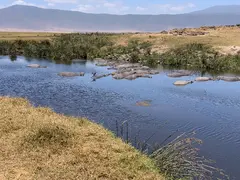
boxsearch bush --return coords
[159,43,226,70]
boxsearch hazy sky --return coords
[1,0,240,14]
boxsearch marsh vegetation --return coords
[0,31,239,72]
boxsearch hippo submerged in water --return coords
[167,70,193,78]
[58,72,85,77]
[217,76,240,82]
[195,77,213,82]
[174,80,194,86]
[27,64,47,68]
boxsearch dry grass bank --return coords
[0,97,164,180]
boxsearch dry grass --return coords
[0,32,60,41]
[0,97,164,180]
[1,26,239,54]
[111,27,240,53]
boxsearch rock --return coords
[195,77,212,81]
[79,72,85,76]
[136,100,151,107]
[174,80,193,86]
[217,76,240,82]
[58,72,79,77]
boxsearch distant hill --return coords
[0,5,239,32]
[190,5,240,15]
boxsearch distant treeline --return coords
[0,33,239,72]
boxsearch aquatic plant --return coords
[115,119,229,180]
[150,133,229,180]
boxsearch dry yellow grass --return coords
[111,27,240,53]
[0,32,59,41]
[0,97,164,180]
[1,27,239,54]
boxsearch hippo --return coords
[116,63,141,69]
[95,62,108,66]
[92,73,111,81]
[122,71,136,77]
[136,74,152,78]
[125,75,137,80]
[79,72,85,76]
[58,72,79,77]
[113,74,125,80]
[133,70,149,75]
[27,64,47,68]
[167,70,192,78]
[139,66,151,70]
[136,100,152,107]
[174,80,194,86]
[195,77,213,82]
[217,76,240,82]
[148,70,160,75]
[107,67,117,70]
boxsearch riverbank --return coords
[0,97,164,180]
[0,25,240,72]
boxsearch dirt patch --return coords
[217,46,240,55]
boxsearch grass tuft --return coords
[24,125,73,148]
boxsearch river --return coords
[0,56,240,179]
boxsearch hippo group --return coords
[95,61,160,81]
[27,60,240,85]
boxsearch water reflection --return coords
[0,56,240,179]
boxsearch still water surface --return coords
[0,56,240,179]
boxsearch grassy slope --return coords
[0,97,164,180]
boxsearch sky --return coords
[1,0,240,14]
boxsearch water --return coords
[1,56,240,179]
